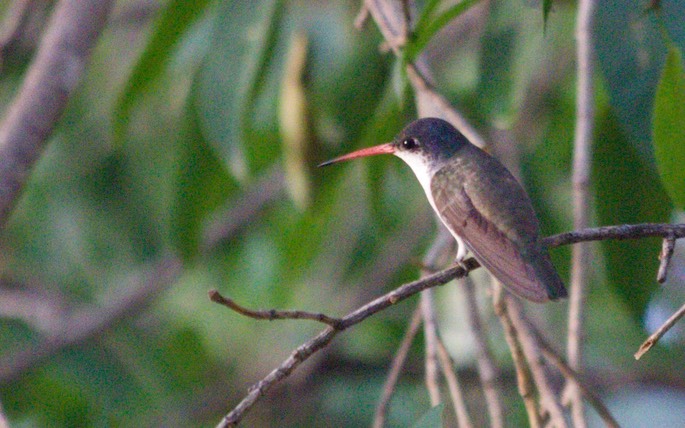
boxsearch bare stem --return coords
[492,284,540,428]
[419,230,453,406]
[567,0,597,424]
[215,222,685,426]
[507,296,567,427]
[657,234,676,283]
[533,331,620,428]
[373,306,423,428]
[635,301,685,360]
[463,278,504,428]
[208,290,343,328]
[421,290,442,405]
[435,336,473,428]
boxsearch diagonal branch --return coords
[0,0,116,230]
[215,223,684,426]
[215,259,477,428]
[635,301,685,360]
[372,305,423,428]
[0,256,182,384]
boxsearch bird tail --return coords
[532,246,567,300]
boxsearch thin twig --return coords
[421,289,442,405]
[635,301,685,360]
[354,2,370,29]
[208,290,343,328]
[507,296,567,428]
[216,222,684,426]
[0,0,116,230]
[373,305,423,428]
[216,259,477,428]
[657,234,676,283]
[463,278,504,428]
[435,336,473,428]
[419,230,453,406]
[492,284,540,428]
[543,223,685,247]
[363,0,407,53]
[567,0,597,424]
[533,330,620,428]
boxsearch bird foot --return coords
[455,258,469,276]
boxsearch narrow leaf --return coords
[652,43,685,208]
[173,101,234,260]
[113,0,211,144]
[594,112,672,319]
[407,0,481,61]
[193,0,284,179]
[413,0,445,38]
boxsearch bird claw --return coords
[455,257,469,276]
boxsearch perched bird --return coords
[319,118,567,302]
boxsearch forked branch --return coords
[214,223,685,426]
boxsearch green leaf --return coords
[652,43,685,208]
[595,0,685,158]
[193,0,284,179]
[594,111,672,320]
[412,404,444,428]
[413,0,444,37]
[172,101,234,260]
[407,0,481,61]
[113,0,212,144]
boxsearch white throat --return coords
[394,151,438,211]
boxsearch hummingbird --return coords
[319,118,567,303]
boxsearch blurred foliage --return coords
[1,0,684,426]
[652,41,685,208]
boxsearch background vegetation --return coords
[0,0,684,426]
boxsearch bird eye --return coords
[402,138,419,150]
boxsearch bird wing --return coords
[430,159,551,302]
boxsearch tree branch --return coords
[492,285,540,428]
[0,0,116,230]
[208,290,343,328]
[542,223,685,247]
[214,222,684,426]
[533,329,620,428]
[0,256,182,384]
[567,0,597,423]
[507,296,567,427]
[372,305,423,428]
[214,259,477,428]
[657,234,676,283]
[635,301,685,360]
[435,335,473,428]
[463,277,504,428]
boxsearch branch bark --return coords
[0,0,115,230]
[214,223,683,426]
[567,0,597,424]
